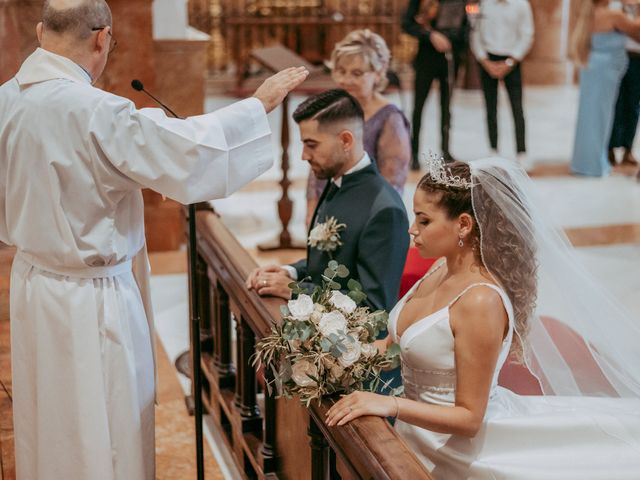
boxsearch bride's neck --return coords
[443,249,483,278]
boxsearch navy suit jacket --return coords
[291,163,409,313]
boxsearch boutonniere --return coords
[308,216,346,256]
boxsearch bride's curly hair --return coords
[418,161,537,361]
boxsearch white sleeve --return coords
[470,17,488,61]
[512,2,535,61]
[281,265,298,281]
[89,95,274,204]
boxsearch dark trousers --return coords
[480,53,526,153]
[609,54,640,150]
[411,51,462,164]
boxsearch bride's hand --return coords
[325,391,397,426]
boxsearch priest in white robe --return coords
[0,1,308,478]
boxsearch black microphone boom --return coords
[131,79,182,119]
[131,80,205,480]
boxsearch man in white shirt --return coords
[471,0,534,168]
[0,0,307,478]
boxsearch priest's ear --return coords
[94,26,111,55]
[36,22,43,44]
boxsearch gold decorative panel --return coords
[188,0,417,81]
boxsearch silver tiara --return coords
[424,153,473,190]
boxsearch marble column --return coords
[95,0,156,107]
[0,0,208,251]
[0,0,41,85]
[523,0,573,85]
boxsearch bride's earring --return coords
[458,236,464,248]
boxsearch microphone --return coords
[130,79,182,119]
[131,77,205,478]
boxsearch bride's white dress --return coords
[389,265,640,479]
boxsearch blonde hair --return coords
[569,1,596,66]
[328,29,391,92]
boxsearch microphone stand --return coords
[131,80,205,480]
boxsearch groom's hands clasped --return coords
[246,265,293,300]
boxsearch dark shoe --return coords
[621,150,639,166]
[608,148,617,166]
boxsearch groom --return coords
[247,89,409,315]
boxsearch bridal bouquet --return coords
[254,261,400,405]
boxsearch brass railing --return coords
[186,206,431,479]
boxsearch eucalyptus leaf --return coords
[336,342,348,354]
[280,305,291,317]
[320,338,332,352]
[348,291,367,304]
[329,281,341,290]
[347,278,363,291]
[328,260,339,270]
[336,265,350,278]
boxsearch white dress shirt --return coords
[283,153,372,280]
[471,0,535,62]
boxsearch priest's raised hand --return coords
[253,66,309,113]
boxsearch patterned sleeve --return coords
[376,109,411,194]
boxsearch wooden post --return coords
[211,277,235,388]
[234,317,262,432]
[258,94,305,250]
[308,417,328,480]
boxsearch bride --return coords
[326,157,640,478]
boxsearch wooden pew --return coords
[188,207,432,479]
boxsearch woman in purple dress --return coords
[305,30,411,224]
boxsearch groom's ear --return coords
[337,129,355,151]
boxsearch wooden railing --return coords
[187,206,432,479]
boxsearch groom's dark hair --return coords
[292,89,364,129]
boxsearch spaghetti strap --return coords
[448,283,513,324]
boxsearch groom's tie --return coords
[313,181,339,228]
[324,181,339,203]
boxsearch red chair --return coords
[398,248,436,299]
[498,316,616,396]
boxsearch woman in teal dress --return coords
[570,0,640,177]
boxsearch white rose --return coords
[360,342,377,358]
[319,311,348,337]
[329,290,357,314]
[290,359,318,387]
[287,294,314,321]
[338,339,362,367]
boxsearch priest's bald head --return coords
[36,0,114,82]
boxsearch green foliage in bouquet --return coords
[253,261,400,406]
